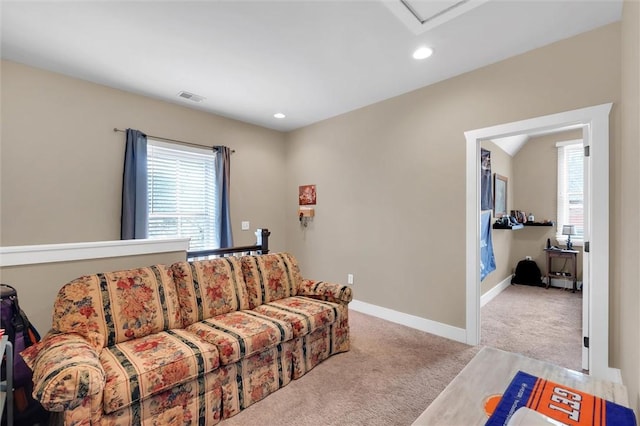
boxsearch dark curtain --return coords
[121,129,148,239]
[480,148,493,211]
[214,146,233,248]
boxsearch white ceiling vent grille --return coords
[177,91,206,103]
[383,0,491,34]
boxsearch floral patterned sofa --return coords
[22,252,352,425]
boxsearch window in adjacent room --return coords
[146,139,219,250]
[556,139,583,245]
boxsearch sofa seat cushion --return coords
[185,311,293,366]
[100,329,220,414]
[252,296,339,338]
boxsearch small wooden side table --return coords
[545,248,579,292]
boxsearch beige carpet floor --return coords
[480,283,583,373]
[220,285,582,425]
[222,310,479,426]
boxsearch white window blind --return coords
[147,140,219,251]
[556,140,584,242]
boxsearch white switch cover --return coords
[347,274,354,285]
[241,221,250,231]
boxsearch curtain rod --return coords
[113,128,235,153]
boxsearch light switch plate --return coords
[241,221,250,231]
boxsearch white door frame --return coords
[581,129,591,372]
[464,103,617,382]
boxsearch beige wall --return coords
[0,251,186,335]
[0,60,288,250]
[1,10,638,413]
[511,129,584,283]
[618,0,639,413]
[480,140,514,294]
[285,23,620,330]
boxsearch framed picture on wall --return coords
[481,149,493,210]
[494,174,507,218]
[299,184,317,205]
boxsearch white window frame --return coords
[146,139,219,251]
[556,139,584,246]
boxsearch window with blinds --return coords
[147,140,219,250]
[556,140,584,242]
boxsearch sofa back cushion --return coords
[171,257,249,327]
[52,265,182,349]
[240,252,302,309]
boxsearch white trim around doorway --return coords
[464,103,619,383]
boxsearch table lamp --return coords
[562,225,576,250]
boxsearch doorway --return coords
[464,103,620,382]
[480,132,585,372]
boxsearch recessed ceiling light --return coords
[412,46,433,60]
[274,113,286,119]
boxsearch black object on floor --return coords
[511,259,543,286]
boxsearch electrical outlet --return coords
[347,274,354,285]
[241,221,250,231]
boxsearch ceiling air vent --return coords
[177,91,205,103]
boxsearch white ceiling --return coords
[0,1,623,132]
[491,134,530,157]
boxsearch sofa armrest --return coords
[21,332,106,411]
[298,279,353,304]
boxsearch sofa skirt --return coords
[100,385,222,426]
[290,304,350,380]
[53,374,223,426]
[220,341,294,419]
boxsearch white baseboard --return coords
[480,275,512,307]
[349,299,466,344]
